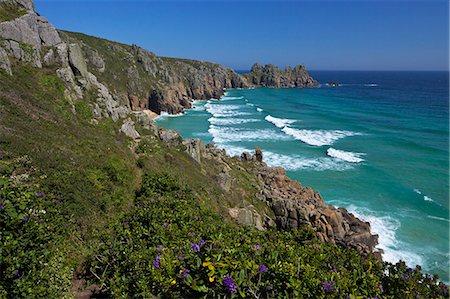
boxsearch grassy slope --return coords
[0,29,448,297]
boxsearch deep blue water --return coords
[157,71,449,280]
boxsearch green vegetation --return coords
[0,171,72,298]
[0,2,27,22]
[0,32,448,298]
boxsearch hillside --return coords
[0,0,448,298]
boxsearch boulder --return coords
[159,129,181,146]
[241,151,252,161]
[120,118,140,139]
[228,205,265,230]
[68,43,88,77]
[36,15,61,46]
[85,47,105,72]
[0,15,41,49]
[254,146,263,162]
[182,138,205,164]
[133,111,158,135]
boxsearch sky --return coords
[34,0,449,71]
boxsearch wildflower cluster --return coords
[86,173,449,298]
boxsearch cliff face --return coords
[0,0,377,255]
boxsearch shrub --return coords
[87,173,448,298]
[0,175,72,298]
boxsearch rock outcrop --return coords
[162,131,380,256]
[245,63,318,88]
[254,164,379,255]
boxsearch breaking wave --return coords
[281,127,362,146]
[326,148,365,163]
[346,205,424,269]
[265,115,297,128]
[208,117,260,126]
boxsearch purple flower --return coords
[407,267,413,273]
[0,199,5,209]
[34,192,45,197]
[53,199,61,204]
[150,197,154,202]
[191,244,200,253]
[322,281,334,293]
[443,283,448,295]
[378,285,384,293]
[122,221,129,228]
[156,245,164,252]
[259,264,268,273]
[12,269,19,276]
[22,216,29,222]
[254,244,260,250]
[223,275,237,294]
[198,239,206,246]
[153,255,161,268]
[181,268,190,279]
[163,223,169,229]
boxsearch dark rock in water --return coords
[327,82,339,87]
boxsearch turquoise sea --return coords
[156,71,449,280]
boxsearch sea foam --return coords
[327,148,365,163]
[265,115,297,128]
[208,126,289,144]
[208,117,260,126]
[205,103,251,118]
[155,111,184,119]
[281,127,362,146]
[216,144,353,172]
[346,205,424,269]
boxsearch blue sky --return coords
[34,0,449,71]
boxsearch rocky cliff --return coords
[0,0,377,256]
[0,0,317,118]
[159,130,380,256]
[244,63,318,88]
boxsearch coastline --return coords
[154,90,382,258]
[154,83,449,279]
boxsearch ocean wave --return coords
[246,103,255,106]
[423,196,434,202]
[426,215,450,223]
[265,115,297,128]
[208,126,290,143]
[413,189,435,203]
[263,151,354,171]
[205,103,251,118]
[281,127,362,146]
[326,148,365,163]
[155,111,184,119]
[213,145,354,171]
[208,117,260,126]
[364,83,379,87]
[256,107,263,112]
[221,96,244,101]
[346,205,424,268]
